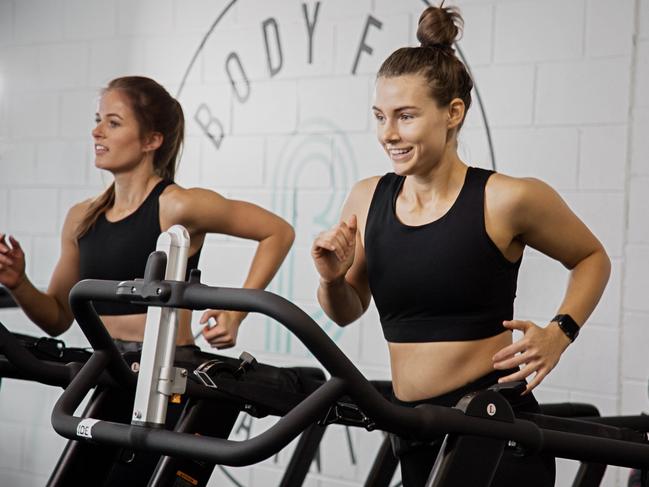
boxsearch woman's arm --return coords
[163,187,295,348]
[312,178,375,326]
[0,204,85,336]
[492,177,611,392]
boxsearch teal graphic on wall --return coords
[267,119,359,354]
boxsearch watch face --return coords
[560,323,575,339]
[556,315,578,341]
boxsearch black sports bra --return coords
[78,180,202,315]
[364,167,521,343]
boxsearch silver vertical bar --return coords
[131,225,190,426]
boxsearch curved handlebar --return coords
[51,272,649,469]
[0,322,76,386]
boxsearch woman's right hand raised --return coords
[311,215,357,283]
[0,233,26,290]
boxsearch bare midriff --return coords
[389,330,513,402]
[100,308,196,346]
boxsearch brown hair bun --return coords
[416,4,464,50]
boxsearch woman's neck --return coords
[111,167,162,214]
[404,156,467,210]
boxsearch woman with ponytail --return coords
[311,5,609,486]
[0,76,294,351]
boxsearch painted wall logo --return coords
[179,1,392,144]
[176,0,494,359]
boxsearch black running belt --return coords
[183,349,326,417]
[1,329,387,424]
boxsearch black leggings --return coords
[391,370,556,487]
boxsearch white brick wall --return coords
[142,34,204,87]
[202,135,265,188]
[564,191,626,257]
[116,0,174,36]
[173,0,235,34]
[495,127,581,190]
[0,2,13,45]
[631,106,649,175]
[60,90,100,138]
[39,43,90,90]
[455,3,494,66]
[624,245,649,312]
[579,125,627,190]
[8,189,59,235]
[494,0,584,63]
[622,313,649,381]
[9,92,59,138]
[298,76,370,132]
[89,39,147,86]
[63,0,117,40]
[35,140,89,186]
[232,79,298,134]
[467,64,535,127]
[536,58,631,125]
[641,0,649,39]
[586,0,635,57]
[0,189,7,230]
[628,177,649,243]
[31,236,61,287]
[0,45,40,92]
[2,141,36,185]
[0,1,648,486]
[14,0,65,44]
[635,40,649,108]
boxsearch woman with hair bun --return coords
[0,76,294,352]
[312,5,609,486]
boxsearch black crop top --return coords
[78,180,202,315]
[364,167,521,343]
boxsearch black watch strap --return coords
[552,314,580,342]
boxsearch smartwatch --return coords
[551,314,580,343]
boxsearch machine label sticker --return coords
[76,419,100,439]
[487,403,497,416]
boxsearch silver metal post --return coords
[131,225,190,426]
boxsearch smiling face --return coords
[373,74,459,177]
[92,89,156,174]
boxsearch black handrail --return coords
[50,258,649,470]
[0,287,17,308]
[0,323,75,386]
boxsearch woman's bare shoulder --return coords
[347,175,382,207]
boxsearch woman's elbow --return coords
[46,308,74,337]
[40,322,67,338]
[278,220,295,251]
[598,246,612,283]
[576,244,611,286]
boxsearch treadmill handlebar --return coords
[67,277,436,438]
[0,322,74,386]
[56,263,649,468]
[0,286,17,308]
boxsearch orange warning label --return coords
[176,470,198,485]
